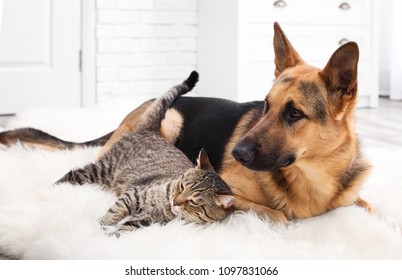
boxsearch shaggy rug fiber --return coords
[0,97,401,259]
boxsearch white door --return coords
[0,0,81,114]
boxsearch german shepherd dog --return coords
[0,23,372,224]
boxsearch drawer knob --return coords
[273,0,287,8]
[338,38,350,45]
[339,2,351,10]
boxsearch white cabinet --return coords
[198,0,379,107]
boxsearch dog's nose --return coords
[232,144,254,165]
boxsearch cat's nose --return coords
[173,194,185,206]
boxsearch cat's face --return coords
[170,150,236,224]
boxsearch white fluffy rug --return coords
[1,97,402,259]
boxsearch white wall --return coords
[0,0,3,32]
[95,0,197,103]
[379,0,402,100]
[379,0,392,96]
[390,0,402,100]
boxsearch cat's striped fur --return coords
[55,71,236,236]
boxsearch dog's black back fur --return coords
[172,97,264,172]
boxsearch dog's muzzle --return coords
[232,138,296,171]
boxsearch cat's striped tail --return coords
[138,71,199,132]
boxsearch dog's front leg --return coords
[234,197,289,225]
[355,197,376,214]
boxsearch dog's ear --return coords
[319,42,359,120]
[273,22,304,77]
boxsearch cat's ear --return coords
[196,149,215,172]
[216,194,236,209]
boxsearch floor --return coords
[356,97,402,149]
[1,97,402,149]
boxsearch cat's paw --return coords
[101,225,121,237]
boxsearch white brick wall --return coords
[96,0,198,103]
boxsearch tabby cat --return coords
[55,71,236,236]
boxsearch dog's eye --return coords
[290,108,303,119]
[282,101,306,125]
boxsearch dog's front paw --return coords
[234,198,289,226]
[264,209,289,226]
[355,197,377,216]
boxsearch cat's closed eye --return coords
[187,199,198,207]
[187,196,206,207]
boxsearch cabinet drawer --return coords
[247,24,372,63]
[247,0,372,25]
